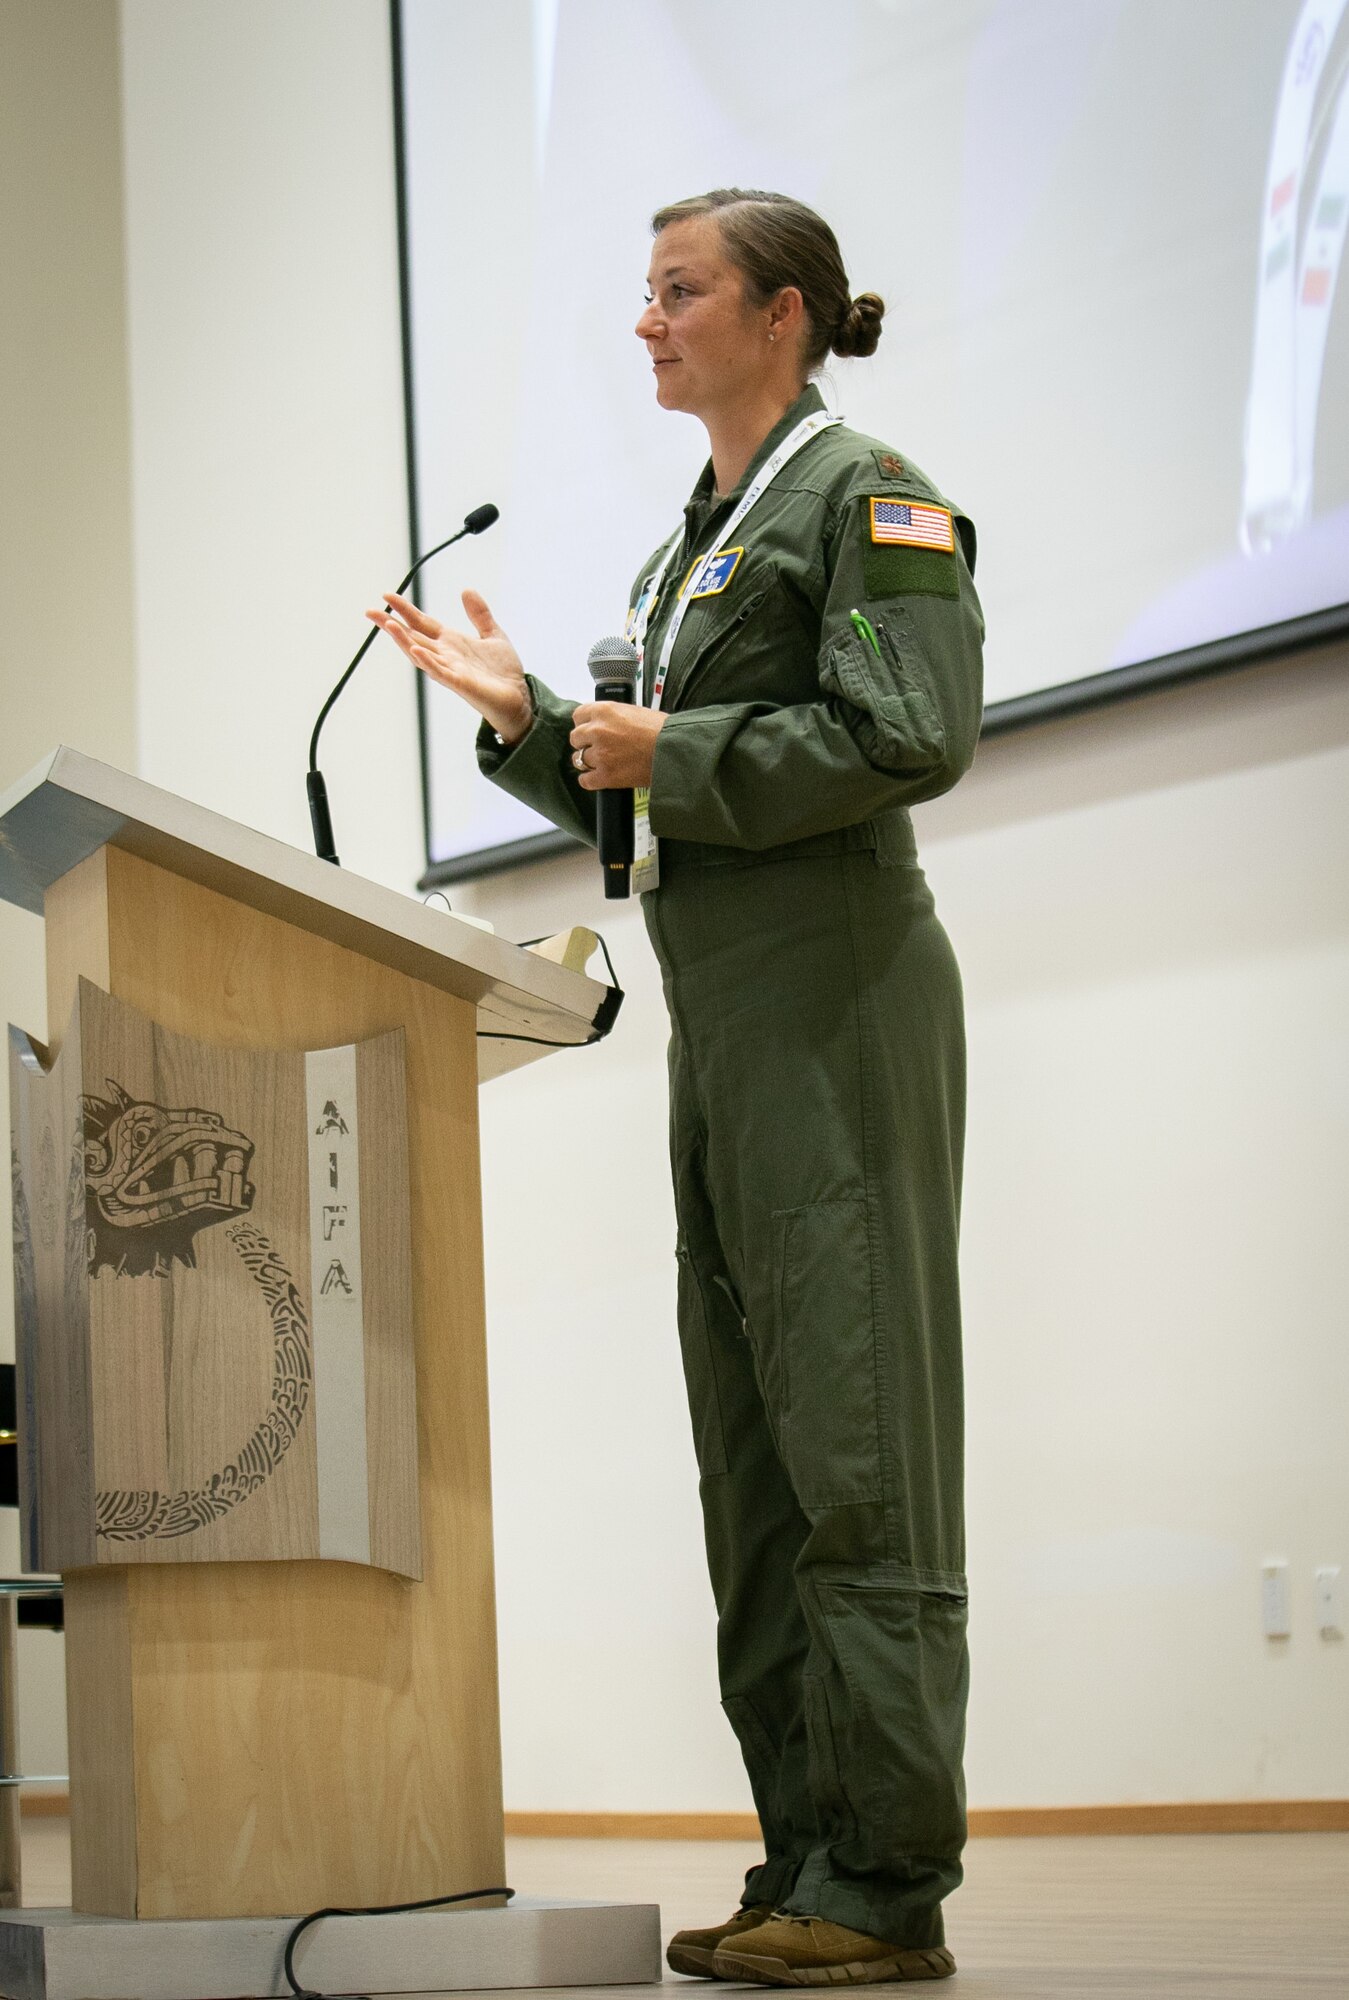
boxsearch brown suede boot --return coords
[667,1903,778,1978]
[712,1913,956,1985]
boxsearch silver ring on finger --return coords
[572,747,589,772]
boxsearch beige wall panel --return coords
[0,0,136,782]
[0,0,137,1793]
[120,0,421,896]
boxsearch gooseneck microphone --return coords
[306,503,500,864]
[586,636,640,900]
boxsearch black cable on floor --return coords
[283,1884,515,2000]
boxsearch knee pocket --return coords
[810,1574,970,1857]
[768,1197,883,1508]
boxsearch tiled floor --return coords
[16,1819,1349,1997]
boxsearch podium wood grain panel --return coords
[356,1032,419,1576]
[9,1009,97,1569]
[45,846,503,1920]
[61,1571,137,1916]
[0,1600,19,1906]
[13,982,419,1574]
[81,979,320,1564]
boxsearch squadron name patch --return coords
[682,546,744,598]
[869,498,955,551]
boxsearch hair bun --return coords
[832,291,885,360]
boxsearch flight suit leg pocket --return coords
[675,1239,729,1477]
[815,1574,969,1867]
[773,1198,883,1508]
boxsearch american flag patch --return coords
[869,498,956,551]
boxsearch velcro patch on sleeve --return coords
[863,544,960,600]
[869,497,956,550]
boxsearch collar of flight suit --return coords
[681,380,830,543]
[648,382,832,716]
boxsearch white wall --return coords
[1,0,1344,1816]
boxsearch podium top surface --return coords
[0,748,612,1080]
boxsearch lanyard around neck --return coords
[632,410,842,706]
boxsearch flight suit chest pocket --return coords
[665,569,824,711]
[664,583,770,709]
[773,1198,883,1509]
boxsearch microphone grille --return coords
[587,636,639,685]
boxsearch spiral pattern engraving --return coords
[94,1221,313,1541]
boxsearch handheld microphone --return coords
[586,636,639,900]
[306,503,500,865]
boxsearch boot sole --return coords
[666,1945,720,1977]
[711,1945,956,1986]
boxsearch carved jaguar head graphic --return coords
[82,1082,255,1278]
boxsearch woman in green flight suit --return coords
[369,190,984,1988]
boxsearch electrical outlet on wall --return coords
[1314,1565,1343,1639]
[1261,1560,1291,1638]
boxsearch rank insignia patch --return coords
[869,498,955,551]
[874,450,907,480]
[683,546,744,598]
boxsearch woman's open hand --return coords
[569,701,668,789]
[366,589,533,745]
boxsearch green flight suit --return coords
[477,382,984,1951]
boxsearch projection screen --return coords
[396,0,1349,883]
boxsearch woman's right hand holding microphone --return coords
[366,589,533,746]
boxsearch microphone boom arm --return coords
[307,504,498,864]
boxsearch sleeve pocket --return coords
[820,620,947,775]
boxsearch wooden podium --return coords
[0,749,654,1990]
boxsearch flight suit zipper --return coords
[713,1271,787,1452]
[712,1270,748,1334]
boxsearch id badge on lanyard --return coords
[627,409,842,894]
[629,543,678,896]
